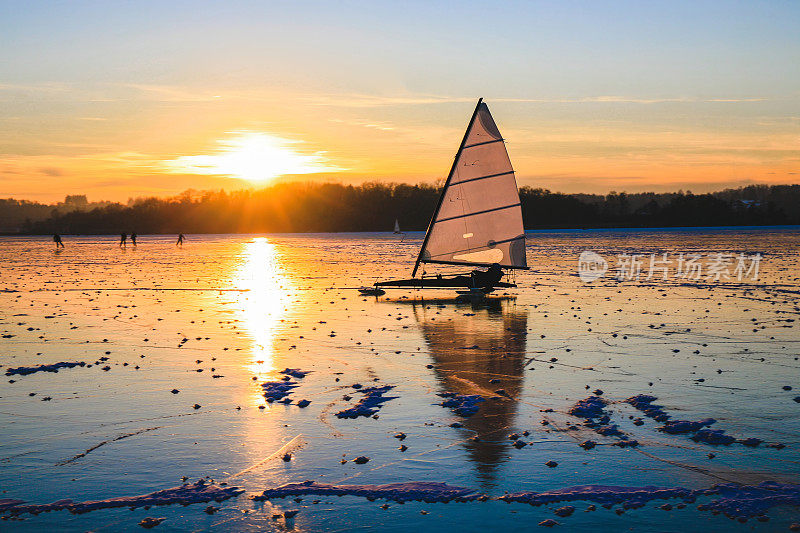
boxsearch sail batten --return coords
[463,138,505,149]
[413,100,527,275]
[435,203,521,224]
[456,170,515,186]
[426,234,526,257]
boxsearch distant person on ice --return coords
[119,233,127,247]
[53,234,64,248]
[131,233,137,246]
[176,233,185,247]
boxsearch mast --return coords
[412,97,483,278]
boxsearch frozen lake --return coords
[1,229,799,531]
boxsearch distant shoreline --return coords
[4,183,800,234]
[3,224,799,238]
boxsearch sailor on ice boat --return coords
[360,98,527,297]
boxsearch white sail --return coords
[394,219,401,233]
[415,100,527,274]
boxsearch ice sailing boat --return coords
[360,98,527,296]
[393,219,401,234]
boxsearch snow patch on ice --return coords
[500,482,800,520]
[280,368,311,379]
[0,480,243,516]
[568,396,607,419]
[627,395,770,446]
[438,392,485,417]
[335,385,397,419]
[697,481,800,520]
[251,480,480,503]
[625,394,670,422]
[660,418,717,434]
[5,361,86,376]
[262,381,299,402]
[499,484,697,509]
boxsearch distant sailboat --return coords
[361,98,527,296]
[393,219,401,234]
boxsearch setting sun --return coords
[166,132,341,184]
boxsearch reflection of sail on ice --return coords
[411,298,528,484]
[413,99,527,275]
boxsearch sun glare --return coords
[167,132,340,184]
[232,237,291,379]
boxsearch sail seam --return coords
[463,138,504,149]
[436,203,521,223]
[454,170,514,186]
[426,235,526,259]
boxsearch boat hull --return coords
[374,278,516,290]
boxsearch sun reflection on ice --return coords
[233,237,291,381]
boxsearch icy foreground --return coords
[1,231,799,531]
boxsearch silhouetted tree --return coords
[6,183,799,235]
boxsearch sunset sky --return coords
[1,1,798,202]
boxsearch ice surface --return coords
[1,230,798,531]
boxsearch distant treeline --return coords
[4,183,800,234]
